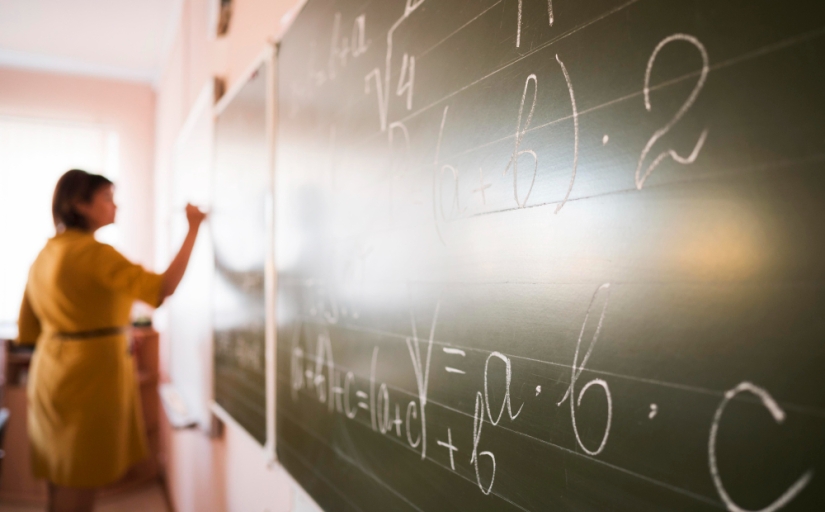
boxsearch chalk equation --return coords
[277,0,825,510]
[286,283,815,511]
[318,21,714,247]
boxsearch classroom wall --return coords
[154,1,318,511]
[0,67,156,267]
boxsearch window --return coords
[0,116,119,333]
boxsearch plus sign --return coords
[472,168,492,205]
[436,428,459,470]
[393,404,403,437]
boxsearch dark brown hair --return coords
[52,169,113,231]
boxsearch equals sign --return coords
[443,347,466,375]
[356,390,370,410]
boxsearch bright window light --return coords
[0,116,120,333]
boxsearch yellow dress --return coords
[16,229,164,488]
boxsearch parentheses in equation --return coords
[388,122,411,169]
[439,164,465,221]
[709,382,813,512]
[471,391,496,495]
[377,382,391,434]
[503,73,538,208]
[553,54,579,214]
[314,330,336,411]
[432,106,449,245]
[343,371,358,419]
[558,283,612,456]
[515,1,555,48]
[484,352,524,425]
[636,34,709,190]
[406,400,421,448]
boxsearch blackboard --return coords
[275,1,825,510]
[213,60,271,445]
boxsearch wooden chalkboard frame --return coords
[210,45,278,457]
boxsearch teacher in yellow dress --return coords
[16,169,206,512]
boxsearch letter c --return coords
[709,381,813,512]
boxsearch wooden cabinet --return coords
[0,329,162,505]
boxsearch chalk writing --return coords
[553,54,579,213]
[516,1,556,48]
[558,283,612,456]
[473,168,492,205]
[397,53,416,110]
[432,106,450,244]
[636,34,709,190]
[437,428,459,470]
[329,12,370,80]
[365,0,425,131]
[484,351,524,425]
[471,391,496,495]
[709,382,814,512]
[503,74,539,208]
[405,301,441,459]
[278,4,824,510]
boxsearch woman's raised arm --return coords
[161,204,207,300]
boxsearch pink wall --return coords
[155,1,316,511]
[0,67,156,267]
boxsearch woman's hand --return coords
[186,203,207,230]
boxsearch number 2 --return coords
[636,34,709,190]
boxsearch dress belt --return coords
[53,327,127,340]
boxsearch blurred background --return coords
[0,1,312,511]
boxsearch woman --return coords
[16,169,206,512]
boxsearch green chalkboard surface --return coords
[213,63,269,445]
[275,1,825,510]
